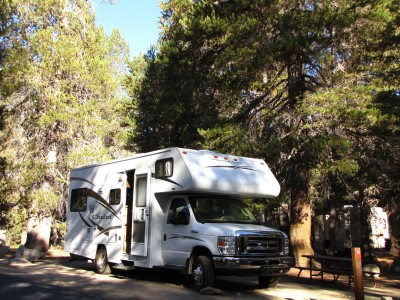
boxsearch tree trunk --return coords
[329,201,337,254]
[286,51,312,267]
[359,202,376,262]
[389,211,400,256]
[290,169,314,267]
[279,205,290,235]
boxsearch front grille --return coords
[238,233,282,256]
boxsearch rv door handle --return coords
[163,234,166,241]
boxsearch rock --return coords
[25,216,51,252]
[9,257,32,265]
[15,245,25,257]
[15,245,45,262]
[391,257,400,273]
[362,264,380,278]
[0,244,10,258]
[200,287,223,295]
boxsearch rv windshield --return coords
[188,196,258,224]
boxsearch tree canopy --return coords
[125,0,399,258]
[0,0,398,259]
[0,0,129,242]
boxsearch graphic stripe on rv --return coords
[86,189,121,220]
[70,177,121,221]
[87,217,109,235]
[167,234,205,242]
[70,177,96,187]
[157,177,184,187]
[95,226,121,238]
[206,165,261,172]
[78,212,92,227]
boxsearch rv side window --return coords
[155,158,173,178]
[70,188,87,212]
[109,189,121,205]
[167,198,190,225]
[136,176,147,207]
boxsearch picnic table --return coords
[294,254,379,287]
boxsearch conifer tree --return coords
[127,0,399,259]
[0,0,129,246]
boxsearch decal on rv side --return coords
[70,181,122,237]
[88,214,109,236]
[79,212,92,228]
[85,189,121,221]
[167,234,205,242]
[70,177,121,221]
[156,177,184,187]
[206,165,262,172]
[78,206,121,238]
[92,214,112,220]
[70,177,96,187]
[95,226,121,238]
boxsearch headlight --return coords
[217,236,236,256]
[280,238,289,255]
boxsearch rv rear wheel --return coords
[95,246,111,275]
[192,255,215,290]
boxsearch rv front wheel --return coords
[95,246,111,275]
[192,255,215,290]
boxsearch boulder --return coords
[9,257,32,265]
[200,287,223,295]
[0,244,10,258]
[25,216,51,252]
[15,245,45,263]
[362,263,380,278]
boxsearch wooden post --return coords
[351,247,364,300]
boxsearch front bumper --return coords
[213,256,292,276]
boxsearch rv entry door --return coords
[130,167,151,256]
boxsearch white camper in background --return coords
[313,207,390,253]
[65,148,291,290]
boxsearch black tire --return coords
[95,246,111,275]
[192,255,215,290]
[258,276,279,288]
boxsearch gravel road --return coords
[1,253,399,300]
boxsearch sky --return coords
[93,0,162,57]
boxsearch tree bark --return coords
[389,211,400,256]
[290,168,314,267]
[329,201,337,254]
[360,201,378,262]
[279,205,290,235]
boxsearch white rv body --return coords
[65,148,291,289]
[313,207,390,253]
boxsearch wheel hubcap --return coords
[193,264,203,286]
[98,253,105,270]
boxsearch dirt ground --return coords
[1,248,399,300]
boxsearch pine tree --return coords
[127,0,399,259]
[0,0,129,247]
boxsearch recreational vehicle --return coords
[65,148,292,290]
[313,206,390,254]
